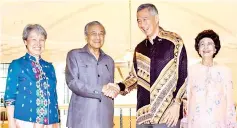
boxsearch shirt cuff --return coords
[4,99,15,106]
[117,82,125,91]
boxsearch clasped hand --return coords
[102,83,120,98]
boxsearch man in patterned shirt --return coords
[104,3,187,128]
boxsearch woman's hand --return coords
[6,105,17,128]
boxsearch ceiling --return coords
[0,0,237,64]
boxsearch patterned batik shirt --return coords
[4,53,59,125]
[118,27,188,124]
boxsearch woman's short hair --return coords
[195,29,221,58]
[22,24,47,40]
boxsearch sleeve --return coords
[50,64,60,122]
[4,60,20,106]
[110,59,115,83]
[65,51,101,101]
[225,69,237,128]
[51,64,58,105]
[172,44,188,104]
[118,50,138,93]
[186,67,192,116]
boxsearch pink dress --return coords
[187,63,236,128]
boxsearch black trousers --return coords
[136,120,180,128]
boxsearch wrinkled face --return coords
[137,8,158,37]
[24,30,45,57]
[86,24,105,50]
[198,37,216,58]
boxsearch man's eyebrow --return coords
[137,17,148,21]
[90,30,104,33]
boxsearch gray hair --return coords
[84,21,106,36]
[22,24,47,40]
[137,3,158,16]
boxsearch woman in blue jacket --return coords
[4,24,59,128]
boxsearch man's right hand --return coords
[102,83,120,99]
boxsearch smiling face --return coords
[24,30,46,57]
[198,37,216,58]
[137,8,158,38]
[86,24,105,50]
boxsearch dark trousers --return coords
[136,120,180,128]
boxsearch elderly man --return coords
[65,21,119,128]
[104,3,188,128]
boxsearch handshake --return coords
[102,83,120,99]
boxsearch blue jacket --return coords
[4,53,59,125]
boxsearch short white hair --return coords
[84,21,106,36]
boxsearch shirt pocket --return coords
[18,76,27,82]
[102,64,112,83]
[17,75,33,95]
[77,63,89,83]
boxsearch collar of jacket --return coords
[24,52,43,63]
[145,26,164,47]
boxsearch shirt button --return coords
[98,74,100,77]
[93,90,99,94]
[97,63,99,65]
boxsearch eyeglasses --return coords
[88,32,105,37]
[199,42,215,48]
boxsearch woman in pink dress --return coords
[187,30,236,128]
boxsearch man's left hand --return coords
[163,103,180,127]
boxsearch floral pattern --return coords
[187,63,237,128]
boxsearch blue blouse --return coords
[4,53,59,125]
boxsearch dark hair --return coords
[195,29,221,58]
[137,3,158,16]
